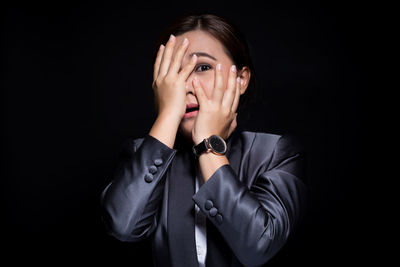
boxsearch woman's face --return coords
[173,30,246,142]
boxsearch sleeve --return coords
[192,134,308,266]
[100,134,177,242]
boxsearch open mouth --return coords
[185,104,199,114]
[184,103,199,118]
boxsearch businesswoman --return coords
[101,14,307,267]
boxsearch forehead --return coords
[175,30,232,63]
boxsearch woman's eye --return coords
[195,64,212,72]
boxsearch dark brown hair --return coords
[151,13,258,115]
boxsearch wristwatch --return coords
[192,135,227,157]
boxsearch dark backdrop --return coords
[2,0,374,265]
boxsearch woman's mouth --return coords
[184,103,199,119]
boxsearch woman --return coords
[101,13,307,267]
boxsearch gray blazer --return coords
[101,129,307,267]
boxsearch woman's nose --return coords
[185,76,196,95]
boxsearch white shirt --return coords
[195,165,207,267]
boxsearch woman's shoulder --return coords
[240,130,281,143]
[238,130,304,156]
[237,130,305,177]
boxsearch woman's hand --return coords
[152,34,198,121]
[191,63,242,144]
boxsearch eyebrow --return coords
[189,52,217,61]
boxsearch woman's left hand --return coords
[191,63,242,145]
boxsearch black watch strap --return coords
[192,139,208,157]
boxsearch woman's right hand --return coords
[152,34,198,121]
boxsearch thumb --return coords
[193,77,207,107]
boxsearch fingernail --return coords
[183,38,188,45]
[217,63,222,71]
[169,34,175,41]
[231,65,236,72]
[191,54,197,63]
[159,44,164,50]
[237,77,241,83]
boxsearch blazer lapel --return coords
[167,136,199,267]
[166,128,242,267]
[225,127,242,175]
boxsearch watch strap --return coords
[192,139,208,157]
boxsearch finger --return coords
[212,63,224,102]
[222,65,237,107]
[178,54,197,81]
[153,44,165,81]
[158,34,176,77]
[169,37,189,74]
[231,77,241,113]
[192,77,207,107]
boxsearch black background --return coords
[2,0,376,265]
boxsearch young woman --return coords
[101,14,307,267]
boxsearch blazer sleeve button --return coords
[149,165,158,174]
[144,173,154,183]
[209,207,218,217]
[205,200,214,210]
[154,159,163,166]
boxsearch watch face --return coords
[208,135,227,154]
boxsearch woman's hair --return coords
[151,13,258,116]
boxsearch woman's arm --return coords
[193,135,307,266]
[149,110,181,149]
[198,152,229,182]
[100,109,180,242]
[100,134,177,242]
[101,34,198,242]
